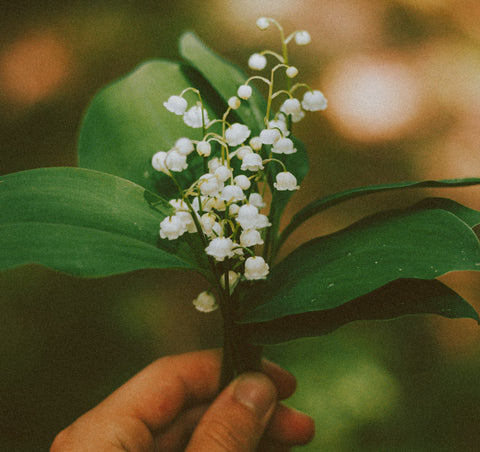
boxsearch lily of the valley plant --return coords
[2,18,480,385]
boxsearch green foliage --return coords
[1,32,479,343]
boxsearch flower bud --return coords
[234,174,251,190]
[256,17,270,30]
[174,137,194,155]
[237,84,252,100]
[294,30,311,45]
[197,140,212,157]
[286,66,298,78]
[228,96,241,110]
[248,53,267,70]
[151,151,168,174]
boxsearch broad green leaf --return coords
[179,32,266,133]
[0,167,200,277]
[239,202,480,323]
[78,60,213,196]
[239,279,479,345]
[279,178,480,247]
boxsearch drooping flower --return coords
[193,291,218,313]
[198,173,222,196]
[183,105,209,128]
[163,95,187,115]
[294,30,311,45]
[214,165,232,183]
[280,98,302,116]
[151,151,168,174]
[241,153,264,172]
[174,137,194,155]
[286,66,298,78]
[274,171,299,191]
[159,215,187,240]
[256,17,270,30]
[225,123,251,146]
[196,140,212,157]
[220,185,246,203]
[205,237,236,261]
[165,150,188,172]
[228,96,241,110]
[237,84,252,100]
[240,229,264,247]
[259,128,281,145]
[236,204,260,229]
[271,137,297,155]
[220,270,241,293]
[244,256,269,280]
[248,53,267,70]
[249,193,266,209]
[234,174,251,190]
[302,90,328,111]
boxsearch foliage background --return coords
[2,0,480,450]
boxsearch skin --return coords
[50,349,315,451]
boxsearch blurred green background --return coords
[2,1,480,450]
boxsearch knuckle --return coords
[202,418,252,451]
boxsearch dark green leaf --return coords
[240,279,479,345]
[279,178,480,247]
[0,167,201,277]
[239,201,480,323]
[78,60,212,195]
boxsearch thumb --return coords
[186,372,277,451]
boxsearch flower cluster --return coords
[152,18,327,312]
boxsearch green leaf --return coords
[240,279,479,345]
[179,31,266,133]
[239,201,480,323]
[78,60,211,195]
[279,178,480,247]
[0,167,200,277]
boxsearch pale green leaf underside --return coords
[240,201,480,323]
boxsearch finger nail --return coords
[233,373,276,421]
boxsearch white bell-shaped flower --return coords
[229,203,240,215]
[274,171,299,191]
[198,173,222,196]
[236,204,259,229]
[183,105,209,128]
[244,256,269,280]
[248,193,266,209]
[240,229,264,247]
[163,95,187,115]
[268,118,290,136]
[248,53,267,70]
[208,157,222,173]
[205,237,235,261]
[234,174,251,190]
[175,211,197,233]
[272,137,297,155]
[214,165,232,183]
[254,214,271,229]
[237,84,252,100]
[165,150,188,172]
[241,153,264,172]
[159,215,187,240]
[236,145,253,160]
[152,151,168,174]
[196,140,212,157]
[294,30,311,45]
[174,137,194,156]
[193,291,218,313]
[220,185,246,203]
[259,128,281,145]
[280,98,302,116]
[302,90,328,111]
[169,198,190,212]
[249,137,263,151]
[225,123,251,146]
[200,213,216,235]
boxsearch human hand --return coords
[50,349,315,451]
